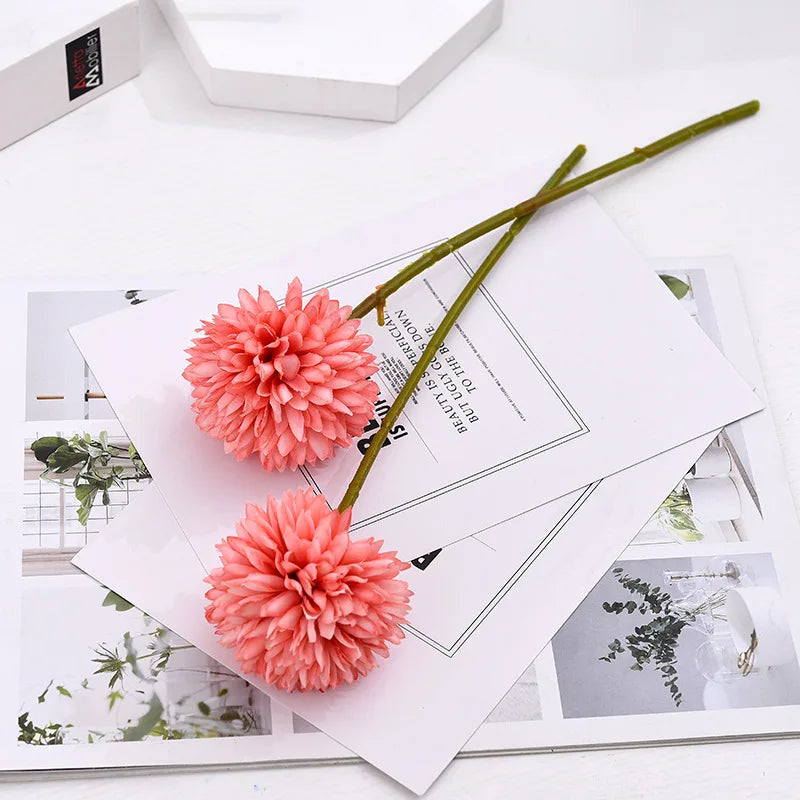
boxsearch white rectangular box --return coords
[0,1,140,151]
[156,0,503,122]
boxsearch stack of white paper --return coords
[4,166,792,795]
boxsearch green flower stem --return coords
[350,100,759,322]
[338,145,587,513]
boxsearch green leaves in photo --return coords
[659,273,691,300]
[23,592,265,745]
[31,431,150,526]
[102,590,134,612]
[658,485,703,542]
[37,680,53,704]
[599,567,686,707]
[31,436,68,464]
[17,712,72,746]
[91,643,127,690]
[121,695,164,742]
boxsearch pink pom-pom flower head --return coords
[205,489,412,692]
[183,279,379,471]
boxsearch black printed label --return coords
[65,28,103,101]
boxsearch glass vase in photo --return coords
[161,642,271,738]
[669,588,728,636]
[656,481,703,543]
[695,636,759,683]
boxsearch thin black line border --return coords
[298,242,590,530]
[404,482,601,657]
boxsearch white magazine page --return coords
[69,164,761,568]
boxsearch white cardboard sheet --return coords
[69,165,762,569]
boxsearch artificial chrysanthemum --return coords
[204,489,412,692]
[183,279,379,471]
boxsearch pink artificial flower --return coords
[205,489,412,692]
[183,279,379,471]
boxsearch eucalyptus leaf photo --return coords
[552,553,800,718]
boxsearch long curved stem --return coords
[338,144,587,513]
[350,99,759,321]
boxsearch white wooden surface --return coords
[2,0,800,796]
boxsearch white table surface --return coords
[3,1,800,797]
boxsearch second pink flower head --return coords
[183,279,379,471]
[205,488,412,692]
